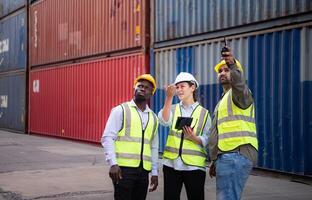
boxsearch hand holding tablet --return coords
[175,117,193,130]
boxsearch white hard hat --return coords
[174,72,199,88]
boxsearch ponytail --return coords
[187,82,198,102]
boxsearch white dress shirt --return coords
[158,101,211,171]
[101,100,159,176]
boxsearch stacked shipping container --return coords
[28,0,151,142]
[0,72,26,132]
[151,0,312,175]
[30,53,148,142]
[0,10,26,72]
[29,0,149,66]
[0,0,25,18]
[154,0,312,43]
[0,1,27,133]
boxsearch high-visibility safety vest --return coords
[217,89,258,151]
[163,104,209,168]
[115,102,158,171]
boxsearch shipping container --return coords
[29,0,150,66]
[29,53,149,143]
[0,71,26,132]
[0,9,26,72]
[0,0,25,18]
[153,0,312,43]
[151,24,312,175]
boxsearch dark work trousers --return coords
[163,165,206,200]
[113,166,149,200]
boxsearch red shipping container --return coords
[29,53,149,142]
[29,0,149,66]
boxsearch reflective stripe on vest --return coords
[217,89,258,151]
[115,102,158,171]
[163,104,209,168]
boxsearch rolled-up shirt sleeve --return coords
[157,108,173,127]
[101,105,123,167]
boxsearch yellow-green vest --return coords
[115,102,158,171]
[217,89,258,151]
[163,104,209,168]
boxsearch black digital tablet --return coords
[175,117,193,130]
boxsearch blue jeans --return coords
[215,152,253,200]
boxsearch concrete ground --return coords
[0,130,311,200]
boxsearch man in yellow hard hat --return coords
[101,74,159,200]
[208,47,258,200]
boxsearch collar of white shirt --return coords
[130,99,151,113]
[179,101,199,110]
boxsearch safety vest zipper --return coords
[178,131,184,156]
[140,129,145,166]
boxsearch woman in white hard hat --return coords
[158,72,211,200]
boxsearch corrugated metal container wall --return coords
[0,72,26,132]
[29,0,149,66]
[151,25,312,175]
[154,0,312,42]
[0,0,25,18]
[29,53,149,142]
[0,9,26,72]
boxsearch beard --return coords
[134,92,148,103]
[221,79,230,85]
[219,76,230,85]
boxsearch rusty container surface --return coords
[29,0,149,66]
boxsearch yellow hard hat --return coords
[214,59,243,73]
[134,74,157,94]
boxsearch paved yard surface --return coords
[0,130,311,200]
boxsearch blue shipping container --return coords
[0,72,26,132]
[154,0,312,43]
[151,25,312,175]
[0,0,25,18]
[0,9,26,72]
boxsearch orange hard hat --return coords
[134,74,157,94]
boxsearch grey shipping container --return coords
[0,71,26,132]
[0,0,25,18]
[0,9,26,72]
[151,23,312,175]
[153,0,312,43]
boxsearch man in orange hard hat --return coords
[208,47,258,200]
[101,74,159,200]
